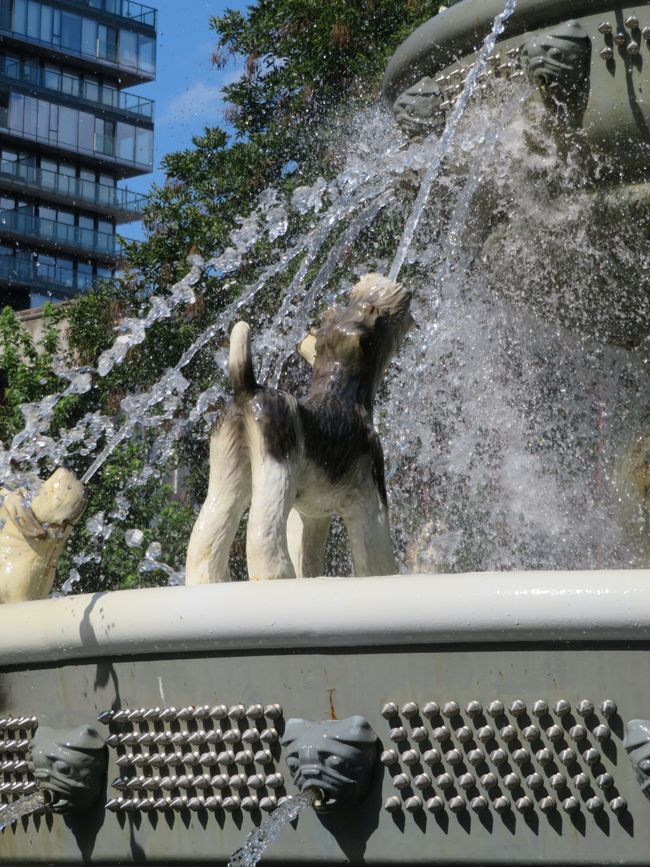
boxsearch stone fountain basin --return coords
[1,571,650,864]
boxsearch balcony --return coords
[70,0,156,29]
[0,255,96,298]
[0,59,155,122]
[0,159,147,222]
[0,210,120,260]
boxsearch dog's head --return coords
[30,468,87,529]
[310,274,413,409]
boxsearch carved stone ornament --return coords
[392,76,446,137]
[624,719,650,800]
[520,20,591,104]
[31,725,106,811]
[281,716,379,811]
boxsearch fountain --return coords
[3,0,650,863]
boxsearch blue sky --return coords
[127,0,250,198]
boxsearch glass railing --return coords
[0,59,155,121]
[0,210,119,257]
[0,159,147,216]
[78,0,156,28]
[0,256,96,296]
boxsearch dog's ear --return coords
[3,491,48,538]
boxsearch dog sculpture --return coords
[0,467,86,604]
[185,274,413,582]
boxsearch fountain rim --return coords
[382,0,650,104]
[0,570,649,666]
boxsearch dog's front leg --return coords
[286,510,331,578]
[247,452,298,581]
[342,491,397,577]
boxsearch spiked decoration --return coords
[380,698,625,819]
[100,703,285,815]
[0,715,40,816]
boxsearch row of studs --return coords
[0,717,37,731]
[114,747,276,768]
[106,793,286,813]
[0,739,30,753]
[0,780,38,795]
[112,771,284,792]
[105,728,279,747]
[0,759,29,774]
[435,49,523,110]
[382,698,617,721]
[598,17,650,58]
[99,704,282,725]
[385,790,627,816]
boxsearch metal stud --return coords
[235,750,254,766]
[426,795,445,812]
[532,700,548,717]
[448,795,466,813]
[446,749,463,766]
[254,750,273,765]
[458,773,475,790]
[217,750,236,765]
[405,795,423,812]
[465,701,482,718]
[535,747,553,767]
[540,796,556,813]
[643,26,650,41]
[389,726,408,743]
[510,700,526,717]
[504,773,520,790]
[526,773,543,790]
[412,726,428,743]
[210,774,229,789]
[266,772,284,788]
[381,749,398,766]
[598,21,612,34]
[176,708,194,721]
[512,749,529,767]
[401,701,419,718]
[223,795,241,812]
[384,795,402,813]
[523,726,540,743]
[210,705,228,720]
[546,725,563,742]
[260,728,278,744]
[240,795,259,812]
[478,726,494,743]
[610,796,627,814]
[500,725,516,743]
[562,796,579,814]
[572,773,589,791]
[98,711,114,725]
[247,774,266,790]
[626,15,639,29]
[550,773,566,790]
[228,705,246,721]
[436,773,454,790]
[559,748,577,766]
[493,796,510,813]
[259,796,277,812]
[246,704,264,720]
[393,773,410,790]
[264,704,283,719]
[516,796,533,813]
[487,701,504,718]
[587,796,604,813]
[433,726,451,743]
[628,40,640,54]
[442,701,460,719]
[554,700,570,717]
[614,32,627,45]
[402,749,419,766]
[422,701,440,719]
[468,749,485,766]
[599,700,617,718]
[471,795,488,812]
[480,772,498,790]
[490,748,507,766]
[160,708,178,722]
[596,772,613,790]
[223,730,241,745]
[456,726,473,744]
[593,725,610,742]
[583,748,600,766]
[423,749,441,766]
[569,725,587,742]
[413,773,432,790]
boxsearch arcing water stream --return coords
[0,792,48,832]
[2,0,650,585]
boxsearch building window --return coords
[0,89,8,127]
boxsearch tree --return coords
[1,0,447,592]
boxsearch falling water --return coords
[0,792,49,831]
[389,0,518,282]
[227,789,318,867]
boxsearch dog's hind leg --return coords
[342,491,397,577]
[185,411,251,584]
[286,510,331,578]
[246,451,298,581]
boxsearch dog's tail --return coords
[229,321,257,397]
